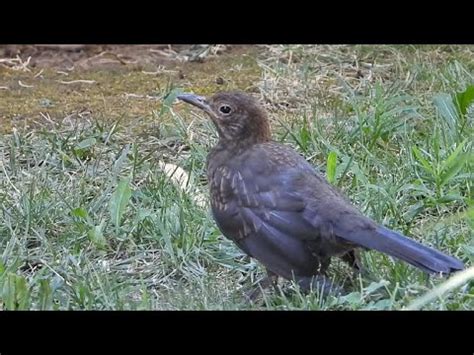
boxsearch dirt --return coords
[0,45,263,133]
[0,45,229,70]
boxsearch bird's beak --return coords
[177,93,213,115]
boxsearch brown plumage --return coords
[177,91,464,296]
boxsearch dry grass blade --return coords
[0,55,32,71]
[404,266,474,310]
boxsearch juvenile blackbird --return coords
[177,91,464,294]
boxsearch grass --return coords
[0,45,473,310]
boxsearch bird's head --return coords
[177,91,271,144]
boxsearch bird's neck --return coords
[207,132,272,180]
[218,119,272,149]
[220,134,270,149]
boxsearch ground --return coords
[0,45,473,310]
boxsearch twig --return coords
[34,69,44,78]
[57,79,96,85]
[0,55,32,71]
[18,80,34,88]
[123,93,161,100]
[40,112,56,125]
[141,66,178,75]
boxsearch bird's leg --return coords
[341,250,363,274]
[244,269,278,302]
[287,257,345,297]
[296,274,345,297]
[319,258,331,276]
[341,250,378,284]
[266,269,279,289]
[300,275,344,296]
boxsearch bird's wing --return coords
[210,143,370,275]
[211,161,323,276]
[213,150,317,241]
[214,143,371,247]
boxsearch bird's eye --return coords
[219,105,232,114]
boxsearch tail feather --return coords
[362,226,464,274]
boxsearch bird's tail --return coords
[365,226,464,274]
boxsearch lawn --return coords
[0,45,473,310]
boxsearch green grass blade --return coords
[160,88,183,117]
[109,177,132,230]
[2,273,30,310]
[439,153,470,187]
[439,139,470,186]
[441,139,467,171]
[38,279,53,310]
[412,146,434,175]
[433,93,458,132]
[326,151,337,184]
[455,85,474,115]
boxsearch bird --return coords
[176,90,464,296]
